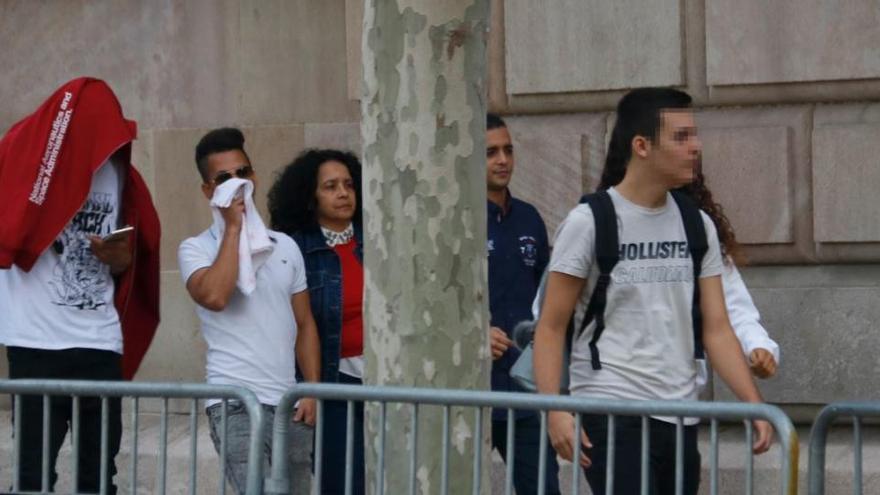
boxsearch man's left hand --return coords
[89,233,132,275]
[752,419,774,454]
[749,348,777,379]
[294,397,317,426]
[490,326,513,360]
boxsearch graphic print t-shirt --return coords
[549,187,723,424]
[0,160,123,353]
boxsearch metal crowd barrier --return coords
[808,401,880,495]
[268,383,799,495]
[0,379,265,495]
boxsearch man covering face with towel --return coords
[178,127,320,495]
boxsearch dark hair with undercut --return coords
[194,127,249,182]
[595,88,743,263]
[487,113,507,130]
[598,88,693,190]
[268,148,363,235]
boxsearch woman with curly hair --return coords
[598,135,779,385]
[268,148,365,495]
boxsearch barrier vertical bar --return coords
[190,399,199,495]
[505,409,515,495]
[72,395,81,490]
[219,399,227,495]
[606,414,616,495]
[408,404,419,495]
[100,397,109,495]
[573,413,582,495]
[243,397,266,495]
[13,394,21,492]
[808,405,832,495]
[472,407,483,495]
[640,416,649,495]
[42,394,50,493]
[745,420,753,495]
[441,405,450,495]
[378,401,387,495]
[314,399,324,494]
[131,397,139,494]
[159,398,168,495]
[345,400,355,495]
[853,417,862,495]
[710,419,719,495]
[538,410,549,495]
[675,417,683,495]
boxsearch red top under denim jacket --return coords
[333,239,363,358]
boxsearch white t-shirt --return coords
[550,188,723,424]
[0,160,123,353]
[178,226,307,406]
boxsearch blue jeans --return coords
[492,415,561,495]
[206,401,313,494]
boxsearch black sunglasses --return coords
[211,165,254,185]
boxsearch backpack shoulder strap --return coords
[578,191,619,370]
[670,190,708,359]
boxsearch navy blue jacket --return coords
[292,224,364,383]
[488,194,549,416]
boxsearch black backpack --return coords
[573,190,708,370]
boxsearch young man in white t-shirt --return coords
[0,155,131,493]
[178,128,320,494]
[533,88,773,495]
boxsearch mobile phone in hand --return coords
[102,225,134,242]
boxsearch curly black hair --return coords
[681,169,745,265]
[268,148,363,235]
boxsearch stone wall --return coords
[1,0,878,418]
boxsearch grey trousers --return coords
[207,401,313,494]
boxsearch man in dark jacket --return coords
[485,113,560,494]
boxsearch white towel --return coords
[209,178,273,295]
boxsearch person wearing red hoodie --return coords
[0,78,160,494]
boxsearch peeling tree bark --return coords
[360,0,491,493]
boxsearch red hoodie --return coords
[0,77,160,379]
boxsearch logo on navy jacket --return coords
[518,236,538,266]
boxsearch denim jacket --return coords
[292,224,363,383]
